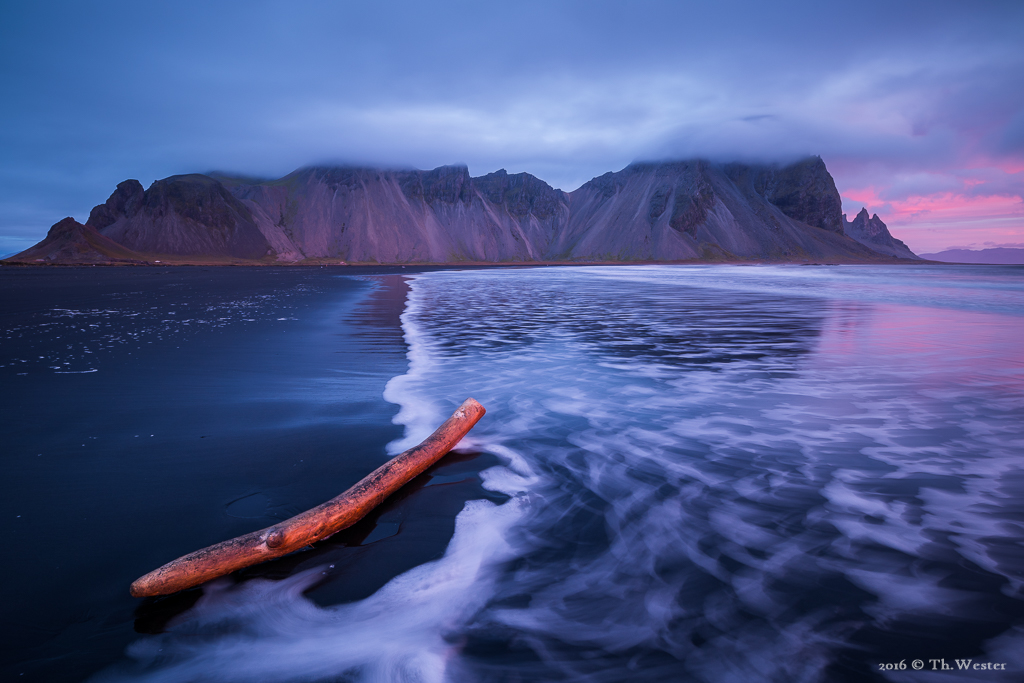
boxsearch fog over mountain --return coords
[5,157,918,265]
[1,1,1021,256]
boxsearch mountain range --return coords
[3,157,919,265]
[916,247,1024,265]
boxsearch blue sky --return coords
[2,0,1022,255]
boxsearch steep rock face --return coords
[473,169,564,219]
[92,175,273,259]
[554,162,708,260]
[86,179,145,230]
[843,208,918,260]
[3,217,144,264]
[223,165,568,262]
[725,156,845,234]
[555,159,881,261]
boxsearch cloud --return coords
[1,0,1023,251]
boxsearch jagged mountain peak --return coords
[77,173,273,259]
[843,207,919,259]
[86,179,144,230]
[851,207,881,223]
[473,169,566,219]
[847,207,888,238]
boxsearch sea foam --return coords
[98,265,1024,682]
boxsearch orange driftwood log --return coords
[130,397,486,597]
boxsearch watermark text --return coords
[878,659,1008,672]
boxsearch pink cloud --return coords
[833,157,1024,253]
[844,191,1022,222]
[839,190,1024,254]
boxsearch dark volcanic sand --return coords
[0,266,501,682]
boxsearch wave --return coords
[96,265,1024,682]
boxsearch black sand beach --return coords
[4,264,1024,683]
[0,266,500,681]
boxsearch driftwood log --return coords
[130,397,486,597]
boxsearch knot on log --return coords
[265,528,287,549]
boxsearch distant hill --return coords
[5,157,920,266]
[918,248,1024,264]
[5,217,148,264]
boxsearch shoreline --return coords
[1,267,516,681]
[1,256,937,268]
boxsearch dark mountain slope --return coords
[88,175,273,259]
[221,165,568,262]
[3,217,146,264]
[725,156,845,234]
[554,159,888,261]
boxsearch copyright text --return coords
[878,659,1008,672]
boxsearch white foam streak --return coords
[99,265,1024,682]
[98,499,526,683]
[382,267,1024,681]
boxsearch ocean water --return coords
[4,264,1024,682]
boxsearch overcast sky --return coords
[2,0,1022,254]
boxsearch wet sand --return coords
[0,266,499,681]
